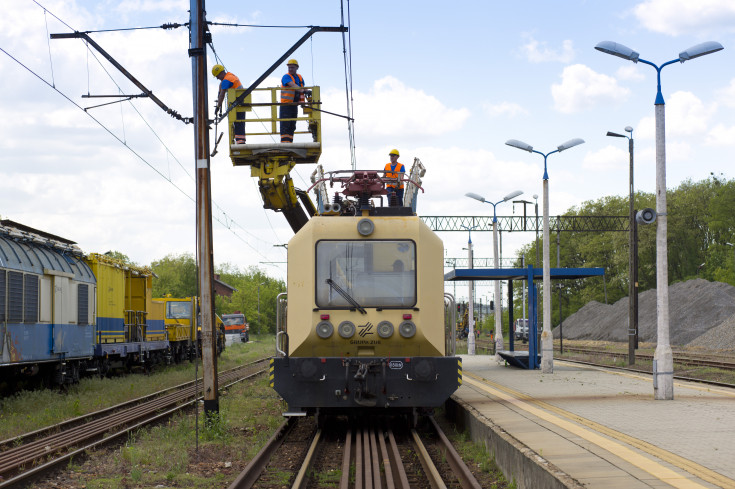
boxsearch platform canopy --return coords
[444,267,604,282]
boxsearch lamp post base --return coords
[541,332,553,373]
[495,335,504,363]
[653,345,674,400]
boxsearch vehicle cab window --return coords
[315,240,416,308]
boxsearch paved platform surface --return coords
[455,355,735,489]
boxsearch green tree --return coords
[151,253,198,297]
[509,175,735,327]
[102,250,136,266]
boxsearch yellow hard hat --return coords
[211,64,225,77]
[287,58,299,67]
[389,149,400,156]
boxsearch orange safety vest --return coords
[384,162,405,189]
[281,73,305,103]
[222,72,243,90]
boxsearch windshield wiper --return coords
[325,279,367,314]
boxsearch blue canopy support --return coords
[444,266,605,369]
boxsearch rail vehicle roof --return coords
[0,222,95,283]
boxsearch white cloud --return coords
[666,141,693,162]
[636,116,655,140]
[666,91,714,136]
[616,65,645,82]
[717,78,735,108]
[632,91,713,141]
[582,145,628,171]
[520,36,575,63]
[707,124,735,145]
[483,101,528,118]
[633,0,735,36]
[551,64,630,113]
[322,76,470,143]
[114,0,188,14]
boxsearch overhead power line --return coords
[1,45,272,259]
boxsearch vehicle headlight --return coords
[399,320,416,338]
[316,321,334,339]
[357,218,374,236]
[377,321,394,338]
[338,321,356,338]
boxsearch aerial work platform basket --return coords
[224,85,322,233]
[225,85,322,166]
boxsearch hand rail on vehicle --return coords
[275,292,288,357]
[444,293,456,356]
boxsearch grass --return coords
[435,411,512,488]
[29,335,286,488]
[0,335,276,441]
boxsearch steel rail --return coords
[558,358,735,389]
[227,418,295,489]
[428,417,482,489]
[340,428,353,489]
[0,361,268,488]
[377,427,395,489]
[0,364,261,473]
[559,346,735,371]
[291,428,322,489]
[386,429,410,489]
[410,429,446,489]
[0,357,269,452]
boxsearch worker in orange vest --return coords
[384,149,405,206]
[280,59,305,143]
[212,64,246,144]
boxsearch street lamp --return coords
[506,138,584,373]
[596,40,723,400]
[257,281,266,333]
[607,126,637,366]
[461,225,478,355]
[466,189,523,358]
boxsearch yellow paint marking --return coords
[465,373,734,489]
[556,360,735,398]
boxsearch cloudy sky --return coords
[2,0,734,301]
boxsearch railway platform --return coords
[448,355,735,489]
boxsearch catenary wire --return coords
[43,8,55,87]
[1,46,271,260]
[207,22,315,29]
[32,0,279,251]
[340,0,357,170]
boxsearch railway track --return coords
[557,357,735,389]
[470,338,735,371]
[0,357,270,488]
[229,415,482,489]
[556,346,735,371]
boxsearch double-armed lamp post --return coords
[505,138,584,373]
[466,190,523,359]
[595,39,723,400]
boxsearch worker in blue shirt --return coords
[384,149,405,206]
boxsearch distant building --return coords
[214,274,237,298]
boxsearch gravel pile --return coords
[553,279,735,348]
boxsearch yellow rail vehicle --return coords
[155,296,226,362]
[86,253,167,372]
[270,171,461,417]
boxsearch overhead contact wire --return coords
[2,46,270,259]
[43,8,56,87]
[340,0,357,170]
